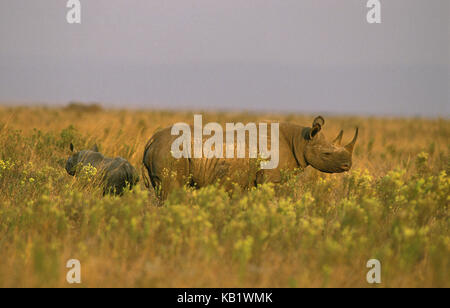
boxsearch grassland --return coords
[0,105,448,287]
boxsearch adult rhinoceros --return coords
[143,116,358,200]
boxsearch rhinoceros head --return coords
[303,116,358,173]
[65,143,99,176]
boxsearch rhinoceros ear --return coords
[310,116,324,139]
[91,144,99,152]
[70,143,74,152]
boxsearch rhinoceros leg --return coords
[151,156,190,201]
[255,169,282,185]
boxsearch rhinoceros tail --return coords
[142,134,158,190]
[141,164,150,189]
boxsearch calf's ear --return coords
[70,143,74,152]
[310,116,324,139]
[91,144,99,152]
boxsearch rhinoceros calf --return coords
[143,116,358,200]
[66,144,139,195]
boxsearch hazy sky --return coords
[0,0,448,116]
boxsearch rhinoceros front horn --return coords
[344,127,359,153]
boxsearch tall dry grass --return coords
[0,105,448,287]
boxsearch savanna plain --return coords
[0,104,448,287]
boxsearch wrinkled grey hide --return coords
[66,144,139,195]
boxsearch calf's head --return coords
[303,116,358,173]
[65,143,99,176]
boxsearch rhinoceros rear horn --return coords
[344,127,359,153]
[70,143,74,152]
[332,130,344,145]
[310,116,325,138]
